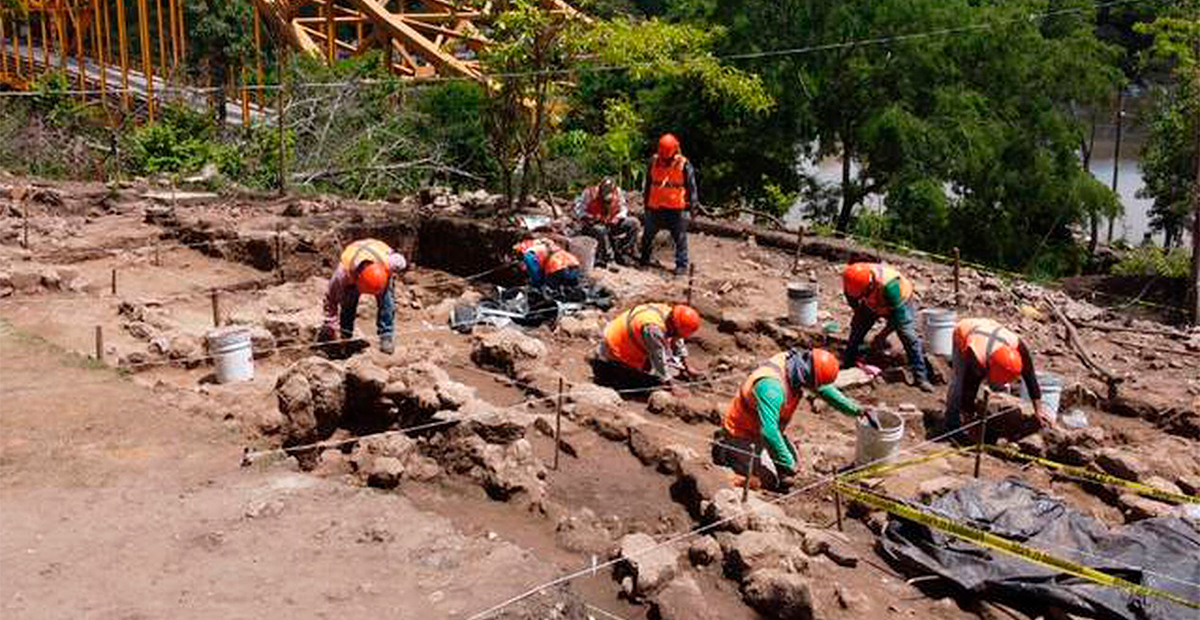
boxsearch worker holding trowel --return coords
[841,262,934,393]
[945,318,1053,435]
[513,234,582,290]
[592,302,702,391]
[319,238,407,355]
[712,348,860,491]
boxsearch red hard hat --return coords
[670,304,701,338]
[657,133,680,160]
[843,263,873,299]
[987,345,1023,385]
[810,348,840,387]
[356,262,390,296]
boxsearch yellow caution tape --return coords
[981,444,1200,506]
[835,482,1200,611]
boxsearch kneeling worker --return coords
[842,262,933,392]
[514,235,581,289]
[320,238,407,354]
[713,348,846,490]
[946,318,1052,434]
[592,303,701,390]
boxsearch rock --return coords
[651,575,717,620]
[365,456,404,489]
[741,569,815,620]
[656,444,698,477]
[671,460,731,519]
[346,357,389,398]
[833,367,873,390]
[1016,432,1046,457]
[555,509,612,554]
[168,335,203,365]
[1096,448,1148,482]
[435,434,546,502]
[719,308,759,334]
[247,326,276,358]
[585,408,631,441]
[688,536,722,567]
[457,399,532,444]
[351,433,418,468]
[471,328,546,375]
[647,390,676,414]
[834,583,866,611]
[796,525,857,567]
[39,268,61,289]
[918,475,964,502]
[125,321,156,339]
[628,425,662,465]
[556,315,597,338]
[274,356,346,446]
[703,488,787,534]
[10,270,41,292]
[312,449,352,477]
[613,533,678,598]
[1118,493,1172,522]
[1175,474,1200,496]
[569,383,624,415]
[723,530,808,580]
[264,316,317,346]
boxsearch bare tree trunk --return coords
[836,135,854,233]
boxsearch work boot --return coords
[673,265,689,277]
[916,379,935,393]
[379,335,395,355]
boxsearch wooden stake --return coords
[211,289,220,326]
[95,325,103,361]
[110,268,117,295]
[791,225,804,273]
[834,486,844,531]
[553,377,564,471]
[686,263,695,306]
[116,0,130,111]
[953,247,961,309]
[277,46,288,195]
[155,0,167,78]
[136,0,155,122]
[973,393,989,479]
[742,444,756,503]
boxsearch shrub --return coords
[1112,246,1192,279]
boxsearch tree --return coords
[184,0,253,125]
[1135,0,1200,321]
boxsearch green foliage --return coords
[29,72,93,130]
[124,104,239,176]
[1113,246,1193,278]
[411,81,494,185]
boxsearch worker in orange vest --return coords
[639,134,697,276]
[713,348,843,490]
[593,302,702,390]
[574,177,641,267]
[320,238,407,354]
[842,262,933,392]
[513,235,581,289]
[946,318,1052,434]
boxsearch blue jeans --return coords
[639,209,688,271]
[339,282,395,339]
[842,301,928,382]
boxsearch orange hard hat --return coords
[356,262,390,296]
[810,348,840,387]
[669,304,701,338]
[987,345,1023,385]
[843,263,873,299]
[657,133,680,160]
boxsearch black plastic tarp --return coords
[879,478,1200,620]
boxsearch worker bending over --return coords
[513,235,581,289]
[842,262,933,392]
[593,303,701,390]
[574,177,641,267]
[640,134,698,276]
[320,238,407,355]
[946,318,1052,434]
[713,348,849,490]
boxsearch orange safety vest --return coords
[647,154,688,210]
[863,263,914,316]
[954,318,1020,368]
[514,238,580,276]
[724,352,802,440]
[340,238,392,272]
[603,303,672,370]
[585,187,623,223]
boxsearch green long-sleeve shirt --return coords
[751,379,861,471]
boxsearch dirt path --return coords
[0,324,566,619]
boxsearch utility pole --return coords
[1108,88,1124,244]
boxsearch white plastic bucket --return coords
[787,283,819,326]
[1021,372,1062,422]
[568,235,598,275]
[207,326,254,384]
[855,409,905,466]
[923,308,957,357]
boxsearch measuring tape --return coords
[982,444,1199,505]
[835,482,1200,611]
